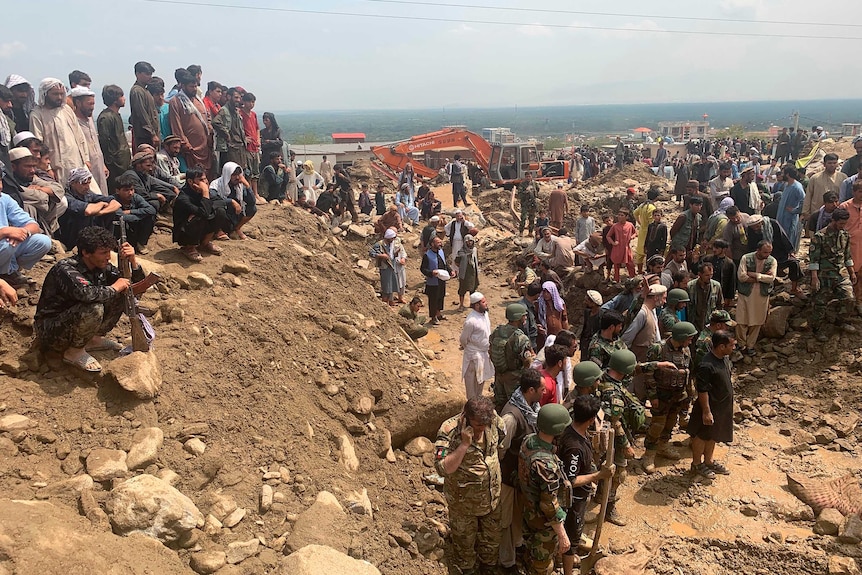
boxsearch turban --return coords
[68,167,93,184]
[37,78,64,106]
[68,86,95,99]
[383,228,397,239]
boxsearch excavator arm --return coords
[371,128,493,180]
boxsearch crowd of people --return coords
[429,135,862,574]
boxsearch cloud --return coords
[0,41,26,59]
[517,23,552,37]
[153,45,178,54]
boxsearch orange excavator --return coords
[371,128,569,188]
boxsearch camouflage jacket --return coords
[598,373,633,452]
[693,329,712,372]
[434,413,506,514]
[587,333,628,370]
[518,433,568,524]
[658,308,680,338]
[646,339,691,402]
[809,226,854,274]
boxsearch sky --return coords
[3,0,861,112]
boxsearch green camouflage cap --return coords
[709,309,736,326]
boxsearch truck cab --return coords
[489,143,539,185]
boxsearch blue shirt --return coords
[0,193,35,228]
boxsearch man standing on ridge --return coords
[129,62,159,149]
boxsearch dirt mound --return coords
[578,162,667,190]
[0,204,460,575]
[651,537,828,575]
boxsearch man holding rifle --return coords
[34,225,146,372]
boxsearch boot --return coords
[605,502,627,526]
[657,442,682,461]
[641,450,657,474]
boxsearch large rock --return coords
[226,539,260,564]
[0,499,193,575]
[336,435,360,472]
[126,427,164,469]
[404,437,433,456]
[285,492,347,554]
[281,545,381,575]
[103,351,162,399]
[187,272,213,289]
[190,550,226,574]
[221,261,251,275]
[829,556,862,575]
[815,508,845,536]
[389,390,464,448]
[0,414,34,431]
[86,449,129,482]
[761,306,793,339]
[106,474,204,545]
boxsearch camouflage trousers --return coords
[522,508,558,575]
[811,273,855,327]
[35,299,125,353]
[493,371,521,412]
[520,208,536,234]
[644,396,688,451]
[449,503,502,573]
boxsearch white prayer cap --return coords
[586,290,603,306]
[430,216,440,222]
[454,209,463,215]
[8,147,32,162]
[648,284,667,296]
[464,234,474,242]
[12,131,36,146]
[383,228,397,239]
[469,292,485,305]
[68,86,95,99]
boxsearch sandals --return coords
[86,337,122,352]
[214,232,230,241]
[63,352,102,373]
[199,242,222,255]
[180,246,203,262]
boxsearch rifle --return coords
[117,219,151,352]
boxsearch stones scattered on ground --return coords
[226,538,260,564]
[840,515,862,544]
[291,243,314,258]
[332,322,361,340]
[222,507,246,528]
[829,555,862,575]
[190,550,227,574]
[85,448,128,482]
[286,492,347,554]
[187,272,214,289]
[184,437,207,456]
[36,474,94,499]
[103,351,162,399]
[222,261,251,275]
[260,484,274,513]
[740,504,759,517]
[283,544,382,575]
[0,414,34,432]
[106,474,203,544]
[126,427,164,469]
[337,434,360,472]
[345,488,373,518]
[815,508,846,536]
[404,436,433,456]
[815,427,839,445]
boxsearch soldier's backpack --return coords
[621,386,647,435]
[490,326,521,373]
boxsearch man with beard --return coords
[70,86,108,196]
[4,75,34,131]
[172,167,228,262]
[169,69,213,175]
[0,86,15,166]
[2,147,66,235]
[730,166,760,216]
[460,292,494,400]
[121,151,178,214]
[0,164,52,287]
[97,85,131,193]
[156,135,184,187]
[805,154,844,233]
[29,78,89,187]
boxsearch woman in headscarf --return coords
[209,161,257,240]
[705,196,735,245]
[260,113,284,166]
[537,280,568,348]
[296,160,324,204]
[455,234,479,311]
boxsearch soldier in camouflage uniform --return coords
[434,397,507,575]
[641,322,698,473]
[491,303,535,411]
[693,310,735,373]
[809,207,858,342]
[519,404,573,575]
[34,226,145,371]
[597,349,674,524]
[518,172,540,235]
[587,310,626,369]
[659,288,690,337]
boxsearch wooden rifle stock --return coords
[117,220,150,352]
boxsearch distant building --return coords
[482,127,515,144]
[842,123,861,137]
[657,121,709,140]
[331,133,366,144]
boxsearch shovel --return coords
[580,433,614,574]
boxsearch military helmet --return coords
[608,349,638,376]
[666,288,691,306]
[573,361,603,388]
[505,303,528,322]
[536,403,572,436]
[671,321,698,342]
